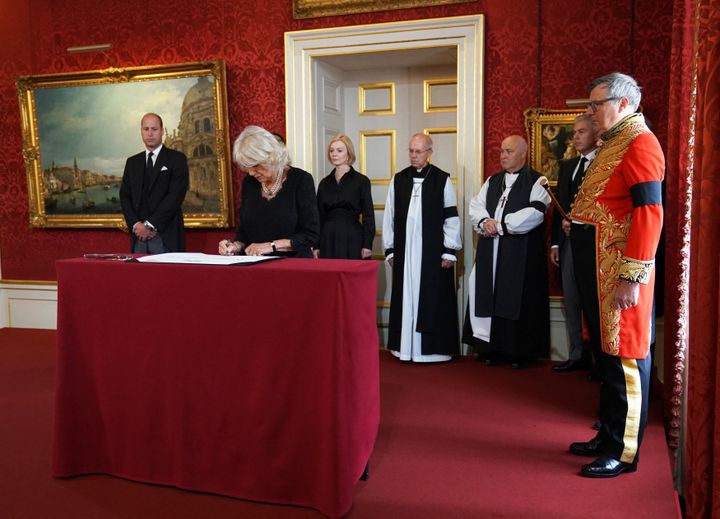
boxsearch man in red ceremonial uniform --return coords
[567,72,664,477]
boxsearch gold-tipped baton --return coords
[538,176,569,221]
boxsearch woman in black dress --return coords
[218,126,319,258]
[315,135,375,259]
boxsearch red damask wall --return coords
[0,0,673,281]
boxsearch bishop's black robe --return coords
[463,166,550,360]
[383,164,462,358]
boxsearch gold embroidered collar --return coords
[600,112,645,142]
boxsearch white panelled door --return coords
[342,65,460,347]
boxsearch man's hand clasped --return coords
[133,222,157,242]
[481,218,499,237]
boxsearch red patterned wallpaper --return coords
[0,0,673,282]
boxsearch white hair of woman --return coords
[232,125,290,171]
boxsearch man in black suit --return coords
[120,113,189,253]
[550,115,598,372]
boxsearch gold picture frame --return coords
[16,60,233,229]
[524,107,586,185]
[292,0,472,19]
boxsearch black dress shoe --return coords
[580,456,637,478]
[510,361,528,369]
[552,359,590,372]
[569,437,603,457]
[591,421,602,431]
[483,355,502,366]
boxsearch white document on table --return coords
[136,253,278,265]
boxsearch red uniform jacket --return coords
[570,113,664,359]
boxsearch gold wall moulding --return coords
[424,78,457,113]
[424,126,458,180]
[524,107,586,186]
[16,60,233,229]
[359,82,396,115]
[293,0,473,19]
[359,129,397,183]
[0,279,58,286]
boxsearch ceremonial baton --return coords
[538,176,569,221]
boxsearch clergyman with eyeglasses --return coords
[567,72,664,479]
[382,133,462,363]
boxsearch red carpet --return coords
[0,328,680,518]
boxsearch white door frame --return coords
[285,15,485,345]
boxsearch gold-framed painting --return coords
[523,107,586,185]
[16,60,233,229]
[292,0,473,19]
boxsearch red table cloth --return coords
[53,257,380,518]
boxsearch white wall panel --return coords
[0,283,57,329]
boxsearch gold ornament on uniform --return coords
[569,113,650,356]
[597,209,631,356]
[618,258,655,284]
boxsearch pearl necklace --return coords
[262,170,284,196]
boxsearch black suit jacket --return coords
[550,156,581,249]
[119,145,189,252]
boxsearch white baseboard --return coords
[0,281,58,329]
[549,299,571,361]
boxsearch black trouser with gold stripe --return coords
[596,351,651,463]
[571,223,651,464]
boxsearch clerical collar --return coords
[413,164,432,178]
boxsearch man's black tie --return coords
[142,152,153,194]
[570,156,587,202]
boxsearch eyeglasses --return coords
[587,97,619,113]
[409,148,430,155]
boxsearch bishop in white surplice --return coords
[383,134,462,362]
[463,135,551,366]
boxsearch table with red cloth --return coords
[53,257,380,518]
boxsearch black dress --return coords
[316,167,375,259]
[235,167,320,258]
